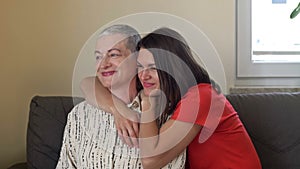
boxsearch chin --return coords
[143,89,152,96]
[97,78,110,88]
[99,80,111,88]
[103,84,111,88]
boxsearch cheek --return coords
[116,56,135,70]
[153,72,160,87]
[95,61,101,72]
[110,59,120,67]
[137,71,142,80]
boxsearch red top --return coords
[171,84,262,169]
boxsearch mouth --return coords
[101,71,116,77]
[142,82,155,88]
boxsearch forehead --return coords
[138,48,155,64]
[96,33,128,52]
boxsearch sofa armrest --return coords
[26,96,84,169]
[7,162,27,169]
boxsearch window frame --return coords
[236,0,300,81]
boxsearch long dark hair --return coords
[137,27,219,126]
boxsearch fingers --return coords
[120,129,134,147]
[117,123,139,148]
[117,129,126,145]
[128,124,139,147]
[133,121,139,138]
[114,112,140,147]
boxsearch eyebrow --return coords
[94,50,101,55]
[136,61,156,67]
[94,48,122,55]
[108,48,121,53]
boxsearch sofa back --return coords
[26,93,300,169]
[226,92,300,169]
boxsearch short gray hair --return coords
[98,24,141,52]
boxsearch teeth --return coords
[102,71,114,76]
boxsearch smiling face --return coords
[95,33,137,89]
[137,48,160,96]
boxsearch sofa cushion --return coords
[26,96,84,169]
[226,92,300,169]
[25,93,300,169]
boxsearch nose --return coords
[98,55,112,70]
[140,69,151,80]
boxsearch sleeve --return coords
[55,109,78,169]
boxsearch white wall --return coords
[0,0,235,168]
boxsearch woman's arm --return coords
[139,94,202,169]
[80,76,140,147]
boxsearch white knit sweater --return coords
[56,97,186,169]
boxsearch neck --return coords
[109,78,137,104]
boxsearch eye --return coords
[150,67,157,70]
[137,64,143,71]
[149,66,157,71]
[95,55,102,61]
[109,52,122,58]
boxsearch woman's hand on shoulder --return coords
[112,109,140,148]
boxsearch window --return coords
[236,0,300,86]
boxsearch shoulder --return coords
[186,83,213,95]
[181,83,216,103]
[65,101,114,135]
[67,101,103,121]
[68,101,89,115]
[178,83,226,115]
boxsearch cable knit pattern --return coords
[56,98,186,169]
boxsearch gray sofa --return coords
[8,92,300,169]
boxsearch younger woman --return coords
[83,27,262,169]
